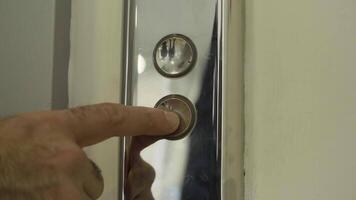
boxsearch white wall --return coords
[69,1,123,199]
[245,0,356,200]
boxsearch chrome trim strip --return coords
[220,0,245,199]
[121,0,133,106]
[119,0,133,199]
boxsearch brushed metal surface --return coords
[121,0,244,199]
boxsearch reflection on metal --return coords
[120,0,244,199]
[153,34,197,78]
[219,0,244,199]
[155,94,197,140]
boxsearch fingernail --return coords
[164,111,180,132]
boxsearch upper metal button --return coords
[153,34,197,78]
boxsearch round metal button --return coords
[153,34,197,78]
[155,94,197,140]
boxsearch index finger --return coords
[48,103,179,146]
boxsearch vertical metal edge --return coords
[121,1,134,105]
[119,0,135,199]
[220,0,245,199]
[216,1,223,199]
[118,0,130,199]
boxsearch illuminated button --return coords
[153,34,197,78]
[155,94,197,140]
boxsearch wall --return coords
[0,0,56,116]
[0,0,121,199]
[69,0,123,199]
[5,1,354,199]
[245,0,356,200]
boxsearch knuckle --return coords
[48,146,88,171]
[85,160,105,199]
[129,159,156,185]
[98,103,125,126]
[17,116,42,129]
[89,159,104,182]
[127,160,156,200]
[67,148,87,164]
[68,103,125,126]
[67,106,90,122]
[9,115,56,137]
[142,161,156,184]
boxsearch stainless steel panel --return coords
[121,0,244,199]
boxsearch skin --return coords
[126,137,157,200]
[0,103,180,200]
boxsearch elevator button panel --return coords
[123,0,221,199]
[155,94,197,140]
[153,34,197,78]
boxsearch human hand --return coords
[126,136,158,200]
[0,103,179,200]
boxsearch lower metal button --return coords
[155,94,197,140]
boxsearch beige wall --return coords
[69,0,123,199]
[245,0,356,200]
